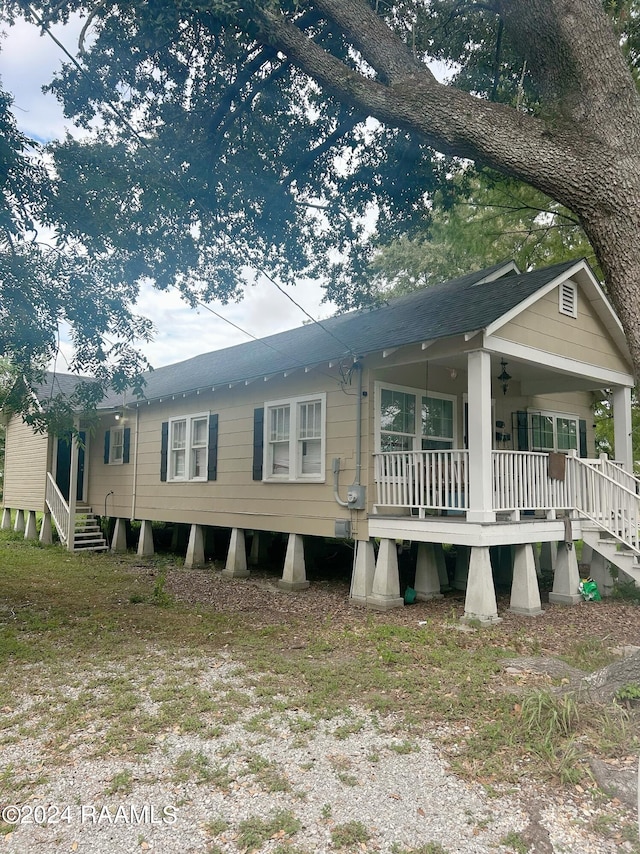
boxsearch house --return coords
[2,258,638,623]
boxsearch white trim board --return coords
[483,335,635,388]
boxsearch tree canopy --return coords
[1,0,640,413]
[0,82,152,427]
[369,171,597,295]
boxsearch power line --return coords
[24,4,359,360]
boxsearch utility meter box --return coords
[346,484,366,510]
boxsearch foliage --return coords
[0,85,153,430]
[370,171,596,296]
[0,0,639,422]
[592,390,640,465]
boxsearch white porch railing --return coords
[45,472,70,545]
[492,450,574,512]
[374,448,640,554]
[374,450,469,512]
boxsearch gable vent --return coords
[559,281,577,318]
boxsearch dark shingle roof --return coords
[43,258,582,408]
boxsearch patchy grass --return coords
[0,530,639,825]
[236,809,301,849]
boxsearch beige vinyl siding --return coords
[114,370,359,539]
[86,418,135,519]
[3,415,50,511]
[498,284,630,373]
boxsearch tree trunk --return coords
[582,649,640,704]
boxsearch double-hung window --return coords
[530,411,578,452]
[264,393,326,481]
[377,382,456,452]
[109,427,124,464]
[168,413,209,481]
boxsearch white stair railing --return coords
[568,455,640,553]
[582,454,640,495]
[45,473,70,545]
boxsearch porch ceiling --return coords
[377,339,616,396]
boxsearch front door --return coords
[55,432,86,502]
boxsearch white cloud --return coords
[137,277,337,369]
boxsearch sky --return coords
[0,16,338,370]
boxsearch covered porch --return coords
[361,345,638,621]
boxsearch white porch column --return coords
[39,512,53,545]
[223,528,249,578]
[279,533,309,591]
[350,539,376,604]
[414,542,443,600]
[467,350,495,522]
[368,538,404,610]
[24,510,38,540]
[1,508,12,530]
[111,518,128,553]
[67,422,79,551]
[612,386,633,472]
[13,509,25,533]
[137,520,155,557]
[185,524,205,568]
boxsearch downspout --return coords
[333,360,366,510]
[130,406,139,521]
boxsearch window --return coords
[264,394,326,481]
[530,411,578,452]
[168,413,209,481]
[376,382,456,452]
[110,427,124,464]
[104,426,130,465]
[421,395,454,450]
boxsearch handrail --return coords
[45,473,70,545]
[568,455,640,553]
[582,455,640,495]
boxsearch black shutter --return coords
[104,430,110,464]
[579,419,587,458]
[515,411,529,451]
[123,427,131,464]
[252,407,264,480]
[160,421,169,482]
[207,414,218,481]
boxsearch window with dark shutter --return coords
[160,421,169,482]
[253,408,264,480]
[207,414,218,481]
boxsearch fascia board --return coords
[484,334,635,387]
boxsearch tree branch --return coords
[313,0,427,85]
[252,1,585,199]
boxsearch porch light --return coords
[497,359,511,395]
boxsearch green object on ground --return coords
[579,577,602,601]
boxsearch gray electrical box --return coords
[346,484,366,510]
[334,519,352,539]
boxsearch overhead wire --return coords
[23,3,360,368]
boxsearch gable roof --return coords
[40,257,626,409]
[127,259,579,404]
